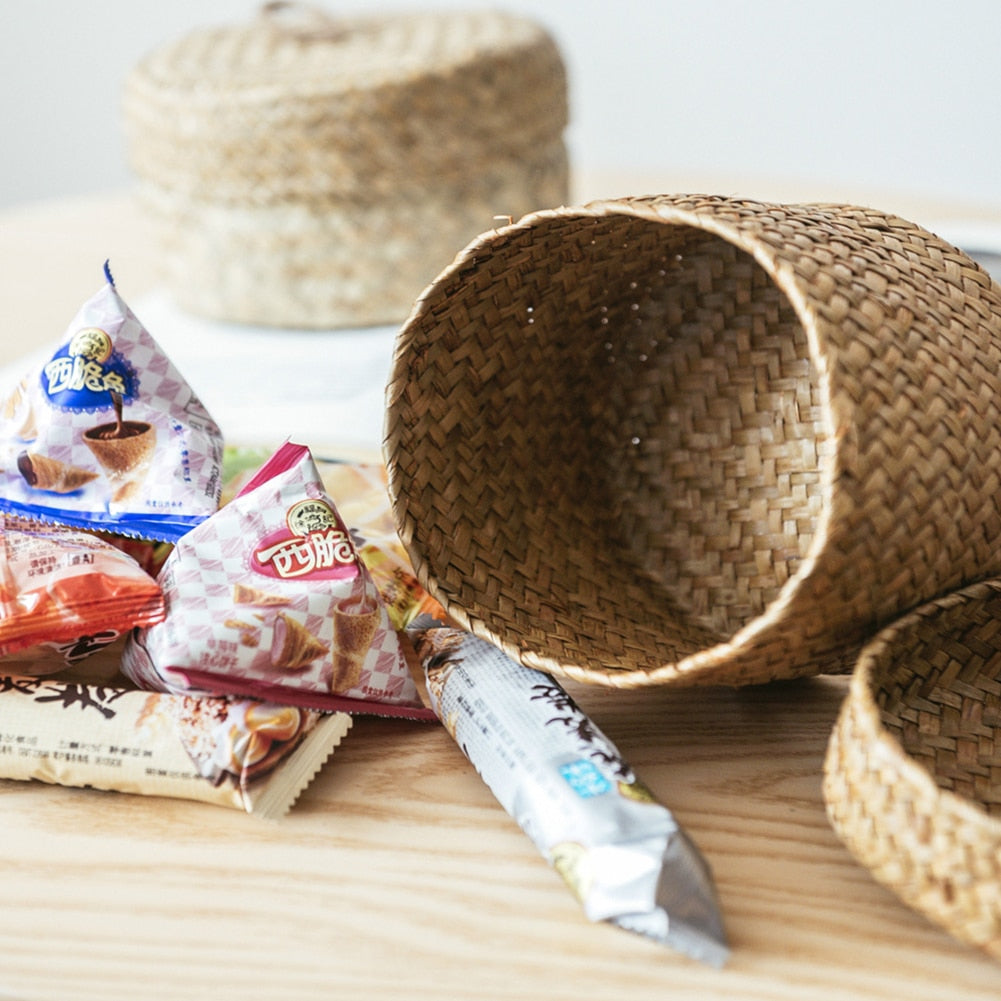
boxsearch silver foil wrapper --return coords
[411,622,729,967]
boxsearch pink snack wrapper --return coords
[121,442,435,720]
[0,265,223,542]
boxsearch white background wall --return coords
[2,0,1001,211]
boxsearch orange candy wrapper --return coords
[0,514,165,667]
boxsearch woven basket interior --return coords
[874,591,1001,818]
[391,210,834,676]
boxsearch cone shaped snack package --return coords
[0,266,223,541]
[412,620,729,967]
[122,442,435,719]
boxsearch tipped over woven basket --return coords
[384,194,1001,688]
[823,579,1001,958]
[122,5,568,328]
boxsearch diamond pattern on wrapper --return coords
[0,280,222,538]
[121,443,423,713]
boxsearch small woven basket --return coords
[122,4,568,328]
[823,579,1001,958]
[384,194,1001,687]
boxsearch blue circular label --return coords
[40,327,138,411]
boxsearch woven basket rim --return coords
[824,577,1001,957]
[387,192,1001,689]
[387,196,847,687]
[123,9,568,206]
[845,577,1001,833]
[125,8,560,107]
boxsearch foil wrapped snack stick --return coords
[411,621,729,967]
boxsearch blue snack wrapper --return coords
[0,273,223,541]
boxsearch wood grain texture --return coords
[1,676,999,1000]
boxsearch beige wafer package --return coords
[0,674,350,818]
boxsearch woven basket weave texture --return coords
[824,579,1001,958]
[384,193,1001,688]
[122,6,568,328]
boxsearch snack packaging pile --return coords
[411,619,730,967]
[0,276,363,816]
[121,442,435,720]
[0,265,223,542]
[0,443,436,815]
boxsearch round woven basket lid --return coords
[384,193,1001,688]
[122,4,568,205]
[823,579,1001,959]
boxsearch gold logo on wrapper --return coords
[68,327,113,364]
[286,498,338,536]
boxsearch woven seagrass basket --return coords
[823,579,1001,958]
[384,193,1001,687]
[122,4,568,328]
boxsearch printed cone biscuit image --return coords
[244,704,302,742]
[2,378,36,440]
[83,422,156,501]
[224,617,261,648]
[224,618,258,633]
[331,594,380,692]
[224,705,312,781]
[17,451,99,493]
[165,695,313,785]
[226,724,271,772]
[233,582,290,606]
[82,392,156,502]
[270,612,329,670]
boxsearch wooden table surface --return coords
[1,177,1000,1000]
